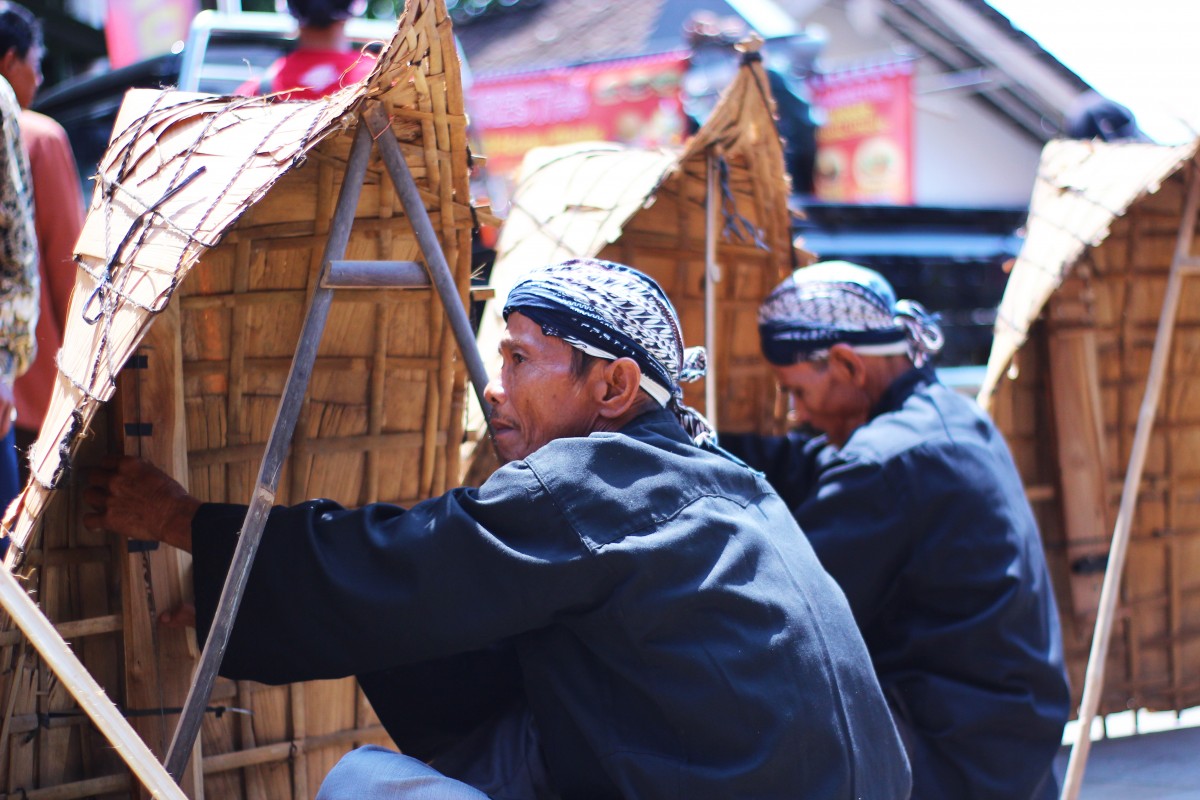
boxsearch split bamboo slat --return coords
[980,141,1200,716]
[0,1,486,796]
[466,42,804,482]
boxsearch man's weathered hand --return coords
[83,456,199,552]
[158,603,197,629]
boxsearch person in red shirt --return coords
[237,0,376,101]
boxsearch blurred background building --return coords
[24,0,1148,371]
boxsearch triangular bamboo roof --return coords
[0,1,484,795]
[978,138,1199,407]
[4,0,481,555]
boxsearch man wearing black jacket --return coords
[723,260,1070,800]
[87,259,911,799]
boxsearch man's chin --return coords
[790,422,823,438]
[489,430,522,464]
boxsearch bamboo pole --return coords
[0,568,185,799]
[1060,166,1200,799]
[362,102,492,421]
[704,149,721,426]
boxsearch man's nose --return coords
[787,397,810,427]
[484,375,504,406]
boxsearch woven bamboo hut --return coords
[977,139,1200,726]
[0,0,488,796]
[467,44,803,476]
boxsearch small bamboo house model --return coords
[978,139,1200,718]
[470,44,803,470]
[0,0,489,796]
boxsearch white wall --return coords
[777,0,1044,207]
[911,82,1043,206]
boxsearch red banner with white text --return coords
[809,61,913,204]
[469,52,689,182]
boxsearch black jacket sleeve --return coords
[189,461,615,684]
[356,647,523,760]
[191,504,527,759]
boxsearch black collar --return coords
[869,365,937,421]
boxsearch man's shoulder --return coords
[17,110,72,165]
[526,426,754,487]
[845,379,992,462]
[523,428,773,545]
[0,77,16,120]
[18,110,67,140]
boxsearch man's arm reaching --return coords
[83,456,200,552]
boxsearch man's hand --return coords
[83,456,200,552]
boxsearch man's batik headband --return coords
[504,259,713,443]
[758,260,944,368]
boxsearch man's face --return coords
[771,357,869,448]
[1,45,42,110]
[485,312,602,463]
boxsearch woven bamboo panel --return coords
[983,144,1200,715]
[0,1,481,796]
[467,48,802,480]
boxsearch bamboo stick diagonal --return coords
[162,119,376,782]
[362,102,492,422]
[1060,165,1200,800]
[0,568,185,799]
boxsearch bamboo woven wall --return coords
[595,135,796,434]
[607,50,798,434]
[0,1,481,796]
[989,163,1200,715]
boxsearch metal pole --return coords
[1060,167,1200,799]
[163,120,376,781]
[362,102,493,420]
[0,567,188,799]
[704,150,720,426]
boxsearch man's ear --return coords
[827,343,867,387]
[596,357,644,418]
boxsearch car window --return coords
[193,33,295,95]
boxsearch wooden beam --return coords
[1047,330,1112,617]
[115,299,205,797]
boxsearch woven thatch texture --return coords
[600,52,797,434]
[468,51,798,476]
[0,0,479,796]
[983,141,1200,715]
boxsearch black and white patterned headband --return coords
[758,261,944,368]
[504,259,713,444]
